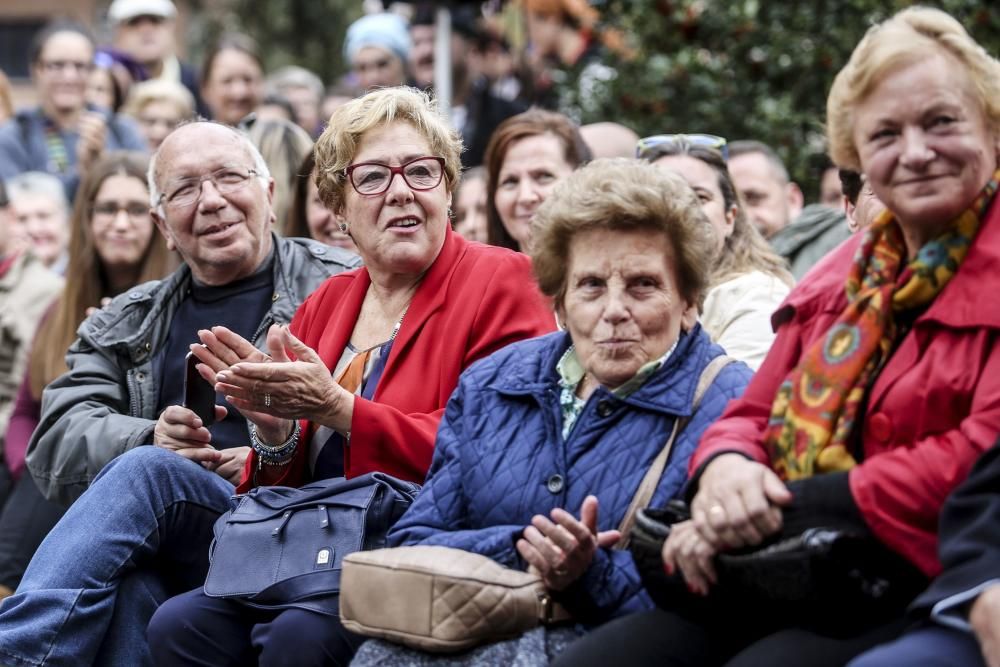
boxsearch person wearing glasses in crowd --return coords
[0,21,147,199]
[485,108,591,252]
[0,120,361,666]
[638,134,793,369]
[0,152,174,603]
[141,86,555,666]
[555,7,1000,666]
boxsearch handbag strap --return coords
[614,354,734,549]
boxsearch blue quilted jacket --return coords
[389,326,752,622]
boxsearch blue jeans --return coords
[0,447,233,667]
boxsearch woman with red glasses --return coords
[146,86,556,666]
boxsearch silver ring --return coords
[709,505,725,516]
[264,393,271,408]
[553,567,568,577]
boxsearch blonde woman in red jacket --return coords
[152,86,556,666]
[556,7,1000,667]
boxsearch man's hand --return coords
[971,584,1000,667]
[516,495,620,591]
[202,446,250,485]
[153,404,226,465]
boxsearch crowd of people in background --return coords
[0,1,999,666]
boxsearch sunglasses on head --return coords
[636,134,729,161]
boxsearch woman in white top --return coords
[639,135,794,369]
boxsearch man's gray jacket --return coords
[26,236,361,506]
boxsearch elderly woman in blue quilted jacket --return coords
[351,158,753,665]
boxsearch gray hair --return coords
[729,139,791,185]
[6,171,69,215]
[266,65,324,100]
[147,119,271,213]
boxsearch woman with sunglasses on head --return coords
[0,151,172,602]
[146,86,556,666]
[639,134,793,370]
[556,7,1000,666]
[484,108,591,253]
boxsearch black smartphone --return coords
[184,350,217,427]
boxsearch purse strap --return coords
[614,354,734,549]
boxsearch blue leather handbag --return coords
[203,472,421,616]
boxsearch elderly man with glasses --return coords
[0,120,360,667]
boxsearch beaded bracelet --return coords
[250,421,300,465]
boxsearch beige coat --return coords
[0,252,62,454]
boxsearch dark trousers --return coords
[553,602,908,667]
[147,587,366,667]
[849,623,985,667]
[0,472,64,590]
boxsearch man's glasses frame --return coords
[157,167,261,210]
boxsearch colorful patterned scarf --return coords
[765,171,1000,480]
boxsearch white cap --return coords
[108,0,177,24]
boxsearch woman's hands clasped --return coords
[662,453,793,595]
[190,323,354,443]
[517,495,620,591]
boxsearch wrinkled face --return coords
[86,67,115,111]
[12,193,69,268]
[152,123,274,285]
[201,49,264,126]
[819,167,842,209]
[114,15,174,65]
[559,227,696,389]
[728,152,793,238]
[352,46,407,90]
[306,174,355,251]
[454,176,488,243]
[135,99,186,150]
[853,54,999,250]
[34,31,93,115]
[338,121,450,279]
[494,133,574,251]
[91,174,155,273]
[653,154,734,254]
[409,25,435,89]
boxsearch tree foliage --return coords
[572,0,1000,196]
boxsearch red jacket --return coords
[240,229,556,490]
[690,194,1000,576]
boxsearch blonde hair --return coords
[531,158,717,308]
[827,6,1000,170]
[245,118,314,234]
[313,86,463,215]
[122,79,196,120]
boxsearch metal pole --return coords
[434,6,452,120]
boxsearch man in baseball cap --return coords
[108,0,207,116]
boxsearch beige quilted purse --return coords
[340,356,733,652]
[340,545,569,652]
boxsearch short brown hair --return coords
[827,6,1000,170]
[484,108,591,250]
[313,86,462,215]
[531,158,716,308]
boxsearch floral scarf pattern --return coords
[765,171,999,480]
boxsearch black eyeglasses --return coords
[92,200,150,220]
[636,134,729,161]
[344,156,445,196]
